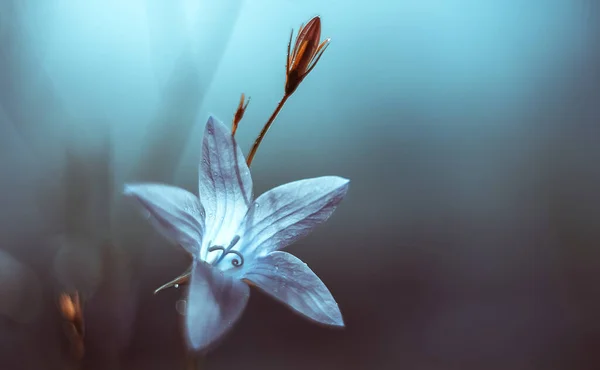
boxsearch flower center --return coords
[208,235,244,267]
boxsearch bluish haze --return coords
[1,0,599,369]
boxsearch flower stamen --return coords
[209,235,244,267]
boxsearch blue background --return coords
[1,1,599,369]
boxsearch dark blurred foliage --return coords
[1,1,600,370]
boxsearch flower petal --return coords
[239,176,349,256]
[185,259,250,352]
[124,183,204,255]
[243,251,343,326]
[199,116,253,256]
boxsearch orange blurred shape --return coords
[58,292,77,321]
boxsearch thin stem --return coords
[186,353,204,370]
[246,93,291,167]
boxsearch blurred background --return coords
[1,0,599,369]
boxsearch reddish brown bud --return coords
[285,16,330,96]
[232,93,250,136]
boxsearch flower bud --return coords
[285,16,330,96]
